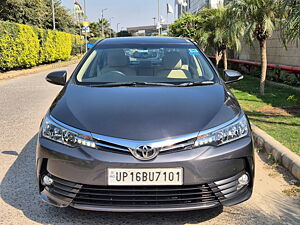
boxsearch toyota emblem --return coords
[130,145,159,160]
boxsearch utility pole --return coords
[83,0,88,53]
[84,0,87,19]
[117,23,120,33]
[109,17,114,38]
[101,8,108,38]
[157,0,161,35]
[51,0,55,30]
[167,4,169,31]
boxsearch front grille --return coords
[72,184,219,207]
[93,135,197,155]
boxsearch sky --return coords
[61,0,177,31]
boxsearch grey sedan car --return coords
[36,37,254,212]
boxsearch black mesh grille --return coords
[45,171,247,209]
[72,184,219,207]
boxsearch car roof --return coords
[98,37,193,45]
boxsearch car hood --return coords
[50,84,241,140]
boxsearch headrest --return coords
[163,52,182,70]
[107,50,128,67]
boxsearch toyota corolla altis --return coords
[36,37,254,212]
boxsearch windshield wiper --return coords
[178,81,215,86]
[88,81,215,87]
[89,82,177,87]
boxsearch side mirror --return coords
[224,70,243,84]
[46,70,67,86]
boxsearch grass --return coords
[228,75,300,156]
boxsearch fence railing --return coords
[208,56,300,73]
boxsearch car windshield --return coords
[76,44,216,85]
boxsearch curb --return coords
[251,124,300,181]
[0,57,82,81]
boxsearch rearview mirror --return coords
[224,70,243,84]
[46,70,67,86]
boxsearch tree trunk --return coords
[259,39,267,95]
[222,49,228,70]
[215,51,222,68]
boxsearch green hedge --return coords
[0,21,82,71]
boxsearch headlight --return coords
[194,114,249,147]
[41,115,96,148]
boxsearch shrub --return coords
[280,71,300,86]
[287,95,299,103]
[225,61,300,87]
[53,31,72,61]
[71,35,84,56]
[267,67,280,82]
[0,20,81,71]
[0,21,22,70]
[250,66,261,78]
[17,24,40,67]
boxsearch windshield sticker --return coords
[189,49,200,55]
[137,49,149,53]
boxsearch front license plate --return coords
[108,168,183,186]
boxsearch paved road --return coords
[0,65,299,225]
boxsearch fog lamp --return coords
[42,175,53,186]
[237,173,249,190]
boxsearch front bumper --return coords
[36,136,254,212]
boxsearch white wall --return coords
[238,31,300,66]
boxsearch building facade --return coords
[178,0,224,17]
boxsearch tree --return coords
[168,13,205,45]
[0,0,77,33]
[207,6,242,70]
[198,5,240,70]
[98,18,113,38]
[89,19,115,38]
[169,9,241,70]
[44,0,77,33]
[0,0,47,26]
[196,8,224,67]
[282,0,300,42]
[228,0,284,95]
[89,22,102,37]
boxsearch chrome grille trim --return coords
[95,143,130,152]
[91,132,198,154]
[159,140,195,152]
